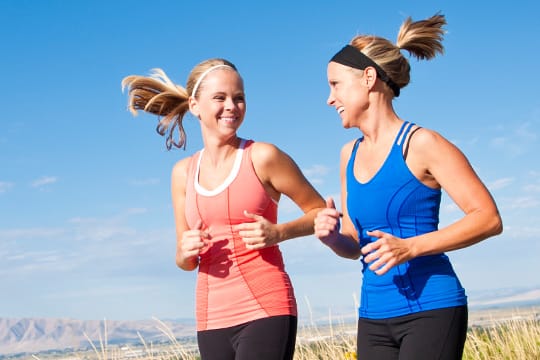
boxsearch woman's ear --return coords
[188,96,200,118]
[364,67,377,88]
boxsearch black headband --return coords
[330,45,400,97]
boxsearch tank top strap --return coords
[351,137,363,157]
[395,121,416,148]
[242,139,254,158]
[186,151,201,186]
[348,137,364,171]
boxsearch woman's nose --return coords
[327,92,335,106]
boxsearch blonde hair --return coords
[121,58,238,150]
[350,13,446,96]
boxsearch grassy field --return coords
[31,307,540,360]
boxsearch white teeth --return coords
[337,107,345,114]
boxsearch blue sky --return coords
[1,0,539,322]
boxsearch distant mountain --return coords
[0,317,196,356]
[2,287,539,356]
[468,287,540,309]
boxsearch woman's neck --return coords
[201,135,242,167]
[357,100,401,144]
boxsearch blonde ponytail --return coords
[346,13,447,96]
[396,14,446,60]
[122,69,190,150]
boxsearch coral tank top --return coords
[184,139,297,331]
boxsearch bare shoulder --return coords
[409,127,457,155]
[250,141,282,159]
[250,141,288,169]
[250,141,303,186]
[171,155,194,190]
[409,126,451,147]
[407,125,469,177]
[172,156,192,176]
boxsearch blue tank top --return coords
[347,122,467,319]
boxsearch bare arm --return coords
[171,157,209,271]
[362,128,503,274]
[408,128,503,255]
[234,142,325,248]
[314,141,362,259]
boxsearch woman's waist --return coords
[362,254,456,286]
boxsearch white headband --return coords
[191,64,234,97]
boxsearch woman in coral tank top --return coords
[122,59,324,360]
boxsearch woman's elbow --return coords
[491,213,503,236]
[176,256,198,271]
[484,209,503,238]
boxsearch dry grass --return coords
[31,309,540,360]
[463,314,540,360]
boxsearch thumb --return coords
[244,210,264,221]
[194,219,211,239]
[326,197,336,209]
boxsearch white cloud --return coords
[469,289,540,307]
[487,177,514,191]
[490,121,538,157]
[68,207,147,225]
[68,217,98,224]
[0,181,14,193]
[302,164,331,185]
[71,225,137,243]
[31,176,58,188]
[523,172,540,193]
[129,178,160,186]
[42,283,163,300]
[451,137,479,147]
[0,227,66,240]
[0,248,77,276]
[502,225,540,239]
[523,183,540,193]
[302,164,331,177]
[125,207,148,215]
[514,122,538,142]
[0,214,174,278]
[502,196,540,210]
[490,136,507,147]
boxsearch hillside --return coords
[0,318,195,356]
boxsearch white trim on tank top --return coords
[194,138,247,196]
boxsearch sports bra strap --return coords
[403,126,422,160]
[395,121,415,147]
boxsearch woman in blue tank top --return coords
[314,13,502,360]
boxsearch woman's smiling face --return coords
[191,68,246,137]
[326,61,368,128]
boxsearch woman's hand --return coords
[179,220,210,263]
[234,210,280,250]
[314,197,341,246]
[362,230,413,275]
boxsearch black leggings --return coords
[197,315,297,360]
[357,305,468,360]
